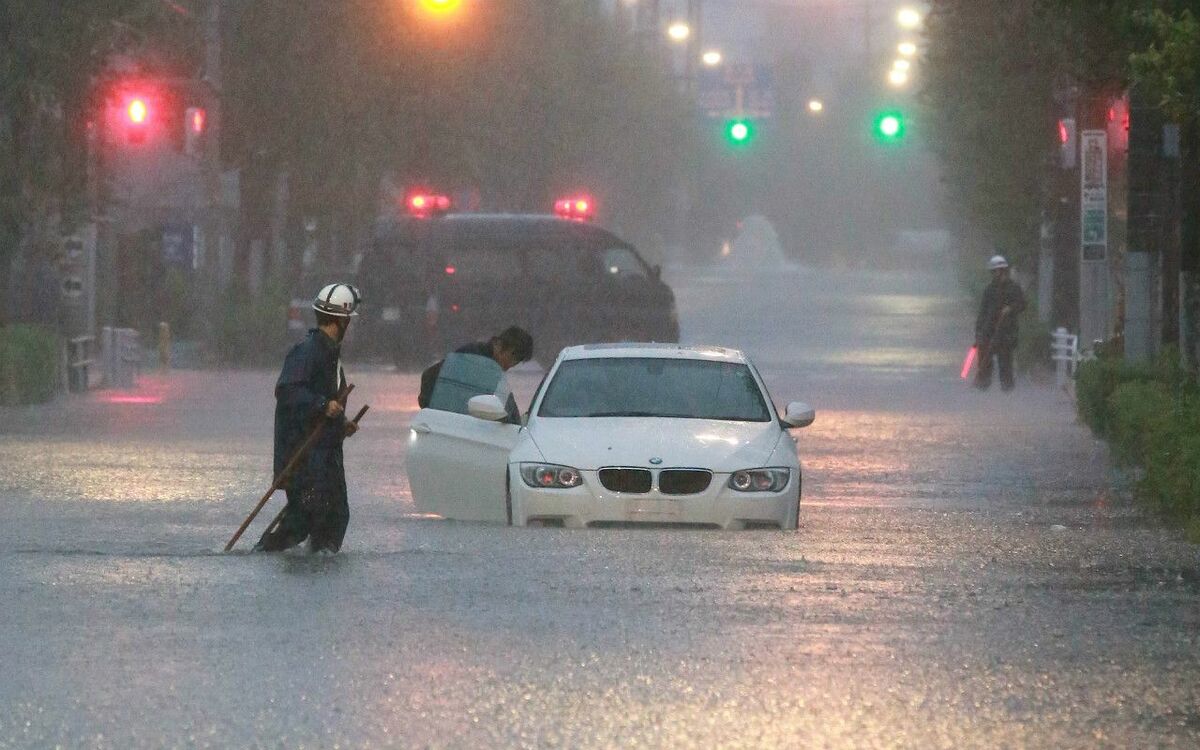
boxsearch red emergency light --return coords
[406,191,452,217]
[554,196,595,222]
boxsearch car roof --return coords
[560,343,749,364]
[374,213,629,247]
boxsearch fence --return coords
[101,327,141,389]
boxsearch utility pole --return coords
[200,0,226,324]
[686,0,702,95]
[1126,89,1163,363]
[863,2,874,68]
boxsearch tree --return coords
[920,0,1062,271]
[0,0,189,322]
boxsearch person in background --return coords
[974,256,1027,392]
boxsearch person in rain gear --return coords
[255,283,362,554]
[417,326,533,422]
[974,256,1027,391]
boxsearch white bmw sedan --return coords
[407,344,815,530]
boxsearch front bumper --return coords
[510,468,799,530]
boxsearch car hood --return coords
[526,417,783,472]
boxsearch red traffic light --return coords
[554,196,595,222]
[189,107,207,133]
[406,191,452,217]
[127,98,149,125]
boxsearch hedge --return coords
[0,324,61,405]
[1076,351,1200,530]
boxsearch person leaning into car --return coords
[417,326,534,420]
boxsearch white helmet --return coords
[313,283,361,317]
[988,255,1009,271]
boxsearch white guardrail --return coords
[1051,327,1086,390]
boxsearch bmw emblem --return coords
[649,457,663,465]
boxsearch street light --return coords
[418,0,463,17]
[808,99,825,114]
[888,68,910,87]
[702,50,723,67]
[667,21,691,43]
[897,7,922,29]
[898,41,918,57]
[893,59,912,73]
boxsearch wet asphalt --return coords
[1,260,1197,748]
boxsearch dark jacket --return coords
[418,340,519,422]
[417,341,493,409]
[274,329,348,486]
[975,277,1027,351]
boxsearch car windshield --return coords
[538,357,772,422]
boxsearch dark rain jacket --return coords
[975,277,1027,351]
[417,340,520,422]
[274,329,348,496]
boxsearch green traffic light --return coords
[724,118,755,146]
[873,111,906,142]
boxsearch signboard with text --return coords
[697,64,774,120]
[1080,130,1107,262]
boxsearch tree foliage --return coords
[0,0,190,319]
[222,0,688,277]
[1131,8,1200,124]
[920,0,1061,268]
[921,0,1200,269]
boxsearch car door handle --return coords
[412,423,432,435]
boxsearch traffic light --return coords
[124,95,151,143]
[1058,117,1077,169]
[127,98,148,125]
[724,118,755,147]
[185,107,207,156]
[872,111,906,143]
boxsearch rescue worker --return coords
[974,255,1027,392]
[417,326,534,419]
[255,283,362,554]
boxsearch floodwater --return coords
[2,258,1197,748]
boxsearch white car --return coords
[407,344,815,530]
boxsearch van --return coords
[354,214,679,366]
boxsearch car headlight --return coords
[519,463,584,489]
[729,468,790,493]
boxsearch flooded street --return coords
[2,262,1197,748]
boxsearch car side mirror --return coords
[467,394,509,422]
[782,401,815,429]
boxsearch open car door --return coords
[407,353,522,523]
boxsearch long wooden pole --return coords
[259,404,370,540]
[224,384,353,552]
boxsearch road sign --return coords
[162,224,195,269]
[1080,130,1107,262]
[697,64,774,119]
[61,275,84,299]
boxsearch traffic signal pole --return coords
[200,0,226,331]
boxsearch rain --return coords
[2,1,1199,747]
